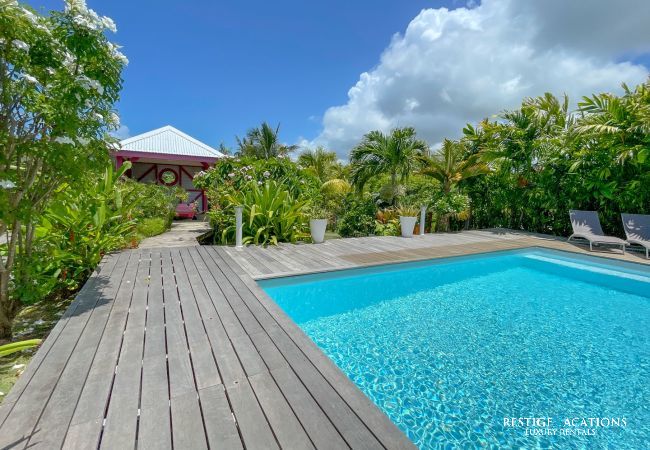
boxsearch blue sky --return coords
[27,0,448,150]
[26,1,650,157]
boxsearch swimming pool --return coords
[260,248,650,449]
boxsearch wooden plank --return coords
[138,251,171,450]
[160,250,207,448]
[181,248,247,387]
[137,409,172,450]
[63,252,148,449]
[170,392,208,450]
[0,255,114,413]
[26,251,134,449]
[170,249,221,390]
[160,251,195,396]
[0,253,123,449]
[239,246,278,274]
[196,247,263,337]
[269,328,383,450]
[257,245,308,273]
[138,356,171,448]
[244,246,292,274]
[0,401,14,426]
[270,365,347,449]
[226,380,279,450]
[198,385,242,450]
[247,329,290,372]
[222,247,264,278]
[248,371,315,449]
[201,248,358,449]
[100,251,150,449]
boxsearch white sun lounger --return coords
[568,210,628,253]
[621,213,650,259]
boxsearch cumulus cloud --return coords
[311,0,650,158]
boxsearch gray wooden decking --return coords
[1,229,648,450]
[222,229,650,280]
[0,246,415,449]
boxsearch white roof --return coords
[120,125,223,158]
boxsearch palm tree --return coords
[419,139,488,194]
[349,127,428,203]
[419,139,488,231]
[236,122,298,159]
[297,147,339,183]
[575,81,650,163]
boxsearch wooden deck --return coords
[222,229,650,280]
[0,246,415,449]
[1,229,648,449]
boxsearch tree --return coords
[349,127,428,204]
[236,122,297,159]
[419,139,487,194]
[297,146,338,183]
[419,139,487,230]
[0,0,126,337]
[462,83,650,235]
[217,142,231,155]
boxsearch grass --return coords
[0,296,73,403]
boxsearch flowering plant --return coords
[0,0,127,337]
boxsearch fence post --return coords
[235,206,243,247]
[420,205,426,235]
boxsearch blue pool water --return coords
[260,249,650,449]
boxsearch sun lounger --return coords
[621,213,650,259]
[568,210,627,253]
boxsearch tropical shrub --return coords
[297,147,341,183]
[194,156,319,200]
[218,181,309,245]
[464,81,650,235]
[374,208,400,236]
[337,194,377,238]
[196,156,320,244]
[12,163,137,303]
[122,180,186,228]
[432,192,470,231]
[136,217,169,239]
[7,162,179,306]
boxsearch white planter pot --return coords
[400,216,417,238]
[309,218,328,244]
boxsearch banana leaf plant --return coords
[27,162,139,293]
[224,180,309,245]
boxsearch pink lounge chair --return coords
[175,203,196,219]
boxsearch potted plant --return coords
[397,205,419,237]
[308,200,329,244]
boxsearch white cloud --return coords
[312,0,650,158]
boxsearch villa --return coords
[115,126,224,213]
